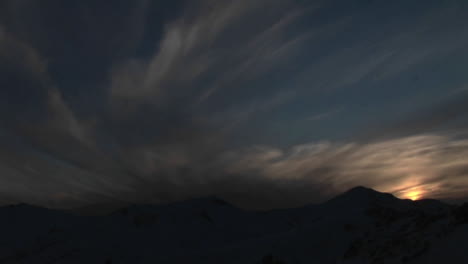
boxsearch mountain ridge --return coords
[0,187,465,263]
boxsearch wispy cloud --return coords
[2,0,468,210]
[46,88,94,145]
[109,0,316,110]
[0,25,48,81]
[224,133,468,203]
[306,107,342,121]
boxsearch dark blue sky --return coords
[1,0,468,209]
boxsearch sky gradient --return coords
[1,0,468,209]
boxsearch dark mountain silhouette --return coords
[0,187,467,263]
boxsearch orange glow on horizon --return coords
[405,190,422,201]
[395,185,431,201]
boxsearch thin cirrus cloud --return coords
[109,0,316,109]
[222,133,468,205]
[0,0,468,209]
[97,132,468,209]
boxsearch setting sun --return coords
[405,190,422,201]
[396,185,430,201]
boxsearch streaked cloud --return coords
[1,0,468,210]
[224,133,468,203]
[306,107,342,121]
[110,0,316,109]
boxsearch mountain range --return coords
[1,186,468,263]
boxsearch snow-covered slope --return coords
[0,187,465,264]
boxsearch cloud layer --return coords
[1,0,468,209]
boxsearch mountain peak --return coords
[325,186,401,209]
[337,186,394,199]
[346,186,380,195]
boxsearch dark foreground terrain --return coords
[1,187,468,263]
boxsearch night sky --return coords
[1,0,468,209]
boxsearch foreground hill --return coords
[0,187,467,263]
